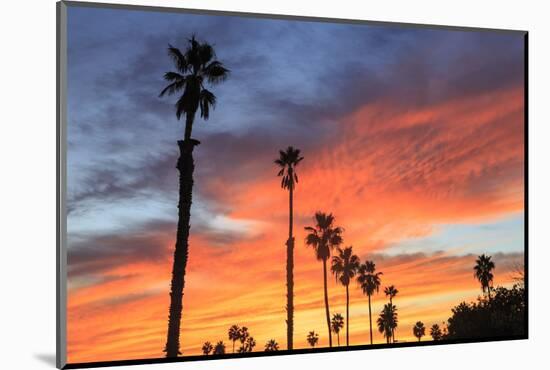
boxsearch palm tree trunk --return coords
[286,170,294,350]
[164,134,199,357]
[337,332,340,346]
[368,294,373,345]
[390,297,394,343]
[322,259,333,347]
[232,340,235,353]
[346,284,350,346]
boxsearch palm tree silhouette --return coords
[228,324,240,353]
[376,303,397,344]
[238,337,256,353]
[237,326,256,353]
[264,339,280,352]
[413,321,426,341]
[202,341,213,355]
[331,246,360,346]
[275,146,304,350]
[159,35,229,357]
[331,313,345,346]
[357,261,383,345]
[384,285,399,343]
[307,331,319,348]
[213,341,226,355]
[474,254,495,301]
[238,327,249,345]
[305,212,344,348]
[430,324,443,341]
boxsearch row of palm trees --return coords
[202,325,257,355]
[199,253,496,354]
[277,145,403,348]
[411,322,445,341]
[201,320,442,355]
[302,210,393,347]
[159,34,499,357]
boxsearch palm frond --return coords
[199,42,215,65]
[159,78,186,97]
[199,89,216,120]
[175,94,187,120]
[204,61,230,84]
[305,232,321,247]
[167,44,189,73]
[163,71,184,81]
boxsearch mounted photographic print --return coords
[56,1,528,368]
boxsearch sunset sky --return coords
[66,4,525,364]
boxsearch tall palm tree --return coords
[331,246,360,346]
[275,146,304,350]
[474,254,495,301]
[264,339,280,352]
[228,325,240,353]
[376,303,397,344]
[307,331,319,348]
[305,212,344,348]
[213,341,226,355]
[357,261,383,345]
[384,285,399,342]
[160,36,229,357]
[331,313,345,346]
[430,324,443,341]
[202,341,213,355]
[413,321,426,342]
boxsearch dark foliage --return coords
[264,339,280,352]
[213,341,226,355]
[445,285,525,340]
[307,331,319,347]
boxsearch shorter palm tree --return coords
[384,286,399,305]
[238,327,249,347]
[430,324,443,341]
[238,337,256,353]
[331,246,360,346]
[474,254,495,300]
[307,331,319,348]
[202,341,213,355]
[264,339,280,352]
[357,260,383,344]
[237,327,255,353]
[384,285,399,342]
[228,324,240,353]
[213,341,226,355]
[413,321,426,341]
[305,212,344,348]
[331,313,345,346]
[376,304,397,344]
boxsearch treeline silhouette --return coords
[159,35,525,357]
[197,251,524,354]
